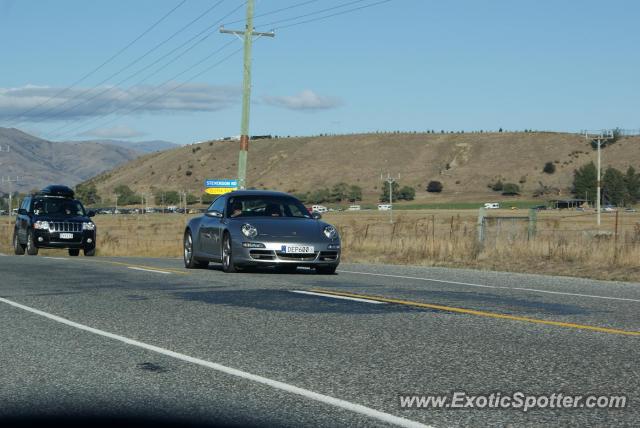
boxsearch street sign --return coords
[204,179,238,195]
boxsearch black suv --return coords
[13,185,97,256]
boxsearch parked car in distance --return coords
[624,207,637,212]
[311,205,328,213]
[348,205,361,211]
[183,190,340,274]
[484,202,500,209]
[377,204,392,211]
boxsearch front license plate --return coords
[283,245,314,254]
[59,233,74,239]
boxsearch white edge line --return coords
[290,290,386,304]
[127,266,171,275]
[0,297,429,428]
[337,270,640,304]
[43,257,68,260]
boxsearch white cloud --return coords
[0,83,240,122]
[78,125,146,139]
[262,90,342,111]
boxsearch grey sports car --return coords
[183,190,341,274]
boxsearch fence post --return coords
[528,208,537,240]
[476,208,486,244]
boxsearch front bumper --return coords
[33,229,96,249]
[233,240,340,267]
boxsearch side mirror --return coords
[87,210,96,217]
[18,208,27,215]
[312,212,322,220]
[205,210,223,218]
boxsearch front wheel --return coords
[13,231,25,255]
[222,233,239,273]
[84,247,96,257]
[315,265,337,275]
[26,231,39,256]
[184,230,208,269]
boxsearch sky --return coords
[0,0,639,145]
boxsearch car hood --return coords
[233,217,323,238]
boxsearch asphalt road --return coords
[0,254,639,427]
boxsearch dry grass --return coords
[2,209,640,282]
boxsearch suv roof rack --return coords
[36,185,75,199]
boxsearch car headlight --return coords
[323,225,337,239]
[241,223,258,238]
[83,222,96,231]
[34,221,49,230]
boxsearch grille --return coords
[249,250,276,260]
[276,251,318,261]
[49,222,82,232]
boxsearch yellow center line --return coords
[310,288,640,337]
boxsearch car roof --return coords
[225,190,294,198]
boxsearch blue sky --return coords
[1,0,638,144]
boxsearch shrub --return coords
[492,180,503,192]
[426,181,443,193]
[502,183,520,195]
[543,162,556,174]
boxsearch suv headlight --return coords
[83,222,96,231]
[323,225,337,239]
[34,221,49,230]
[241,223,258,238]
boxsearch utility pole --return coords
[2,176,22,216]
[220,0,274,190]
[586,130,613,228]
[114,193,118,215]
[381,173,400,224]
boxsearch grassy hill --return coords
[82,132,640,204]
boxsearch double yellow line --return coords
[311,288,640,337]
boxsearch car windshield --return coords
[32,198,85,217]
[226,195,311,219]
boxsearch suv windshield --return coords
[227,195,311,219]
[32,198,86,217]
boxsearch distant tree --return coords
[624,166,640,204]
[498,127,503,133]
[426,181,443,193]
[491,180,503,192]
[379,181,400,203]
[113,184,136,205]
[347,185,362,203]
[572,162,597,203]
[155,190,180,205]
[543,162,556,174]
[308,188,331,204]
[398,186,416,200]
[602,167,627,206]
[186,193,198,205]
[502,183,520,195]
[0,197,7,211]
[293,192,309,203]
[75,183,101,205]
[330,182,349,202]
[202,193,216,205]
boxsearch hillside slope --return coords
[82,132,640,203]
[65,139,178,153]
[0,128,140,193]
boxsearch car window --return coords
[32,198,85,216]
[226,196,311,219]
[207,196,226,213]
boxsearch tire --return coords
[316,265,337,275]
[84,247,96,257]
[68,249,80,256]
[13,230,25,255]
[222,233,239,273]
[26,231,39,256]
[184,230,209,269]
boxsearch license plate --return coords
[59,233,74,239]
[283,245,314,254]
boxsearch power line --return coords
[222,0,322,26]
[19,0,229,128]
[5,0,187,127]
[256,0,369,28]
[48,3,248,139]
[264,0,393,30]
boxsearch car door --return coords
[16,197,31,243]
[200,196,226,257]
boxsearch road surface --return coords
[0,254,638,427]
